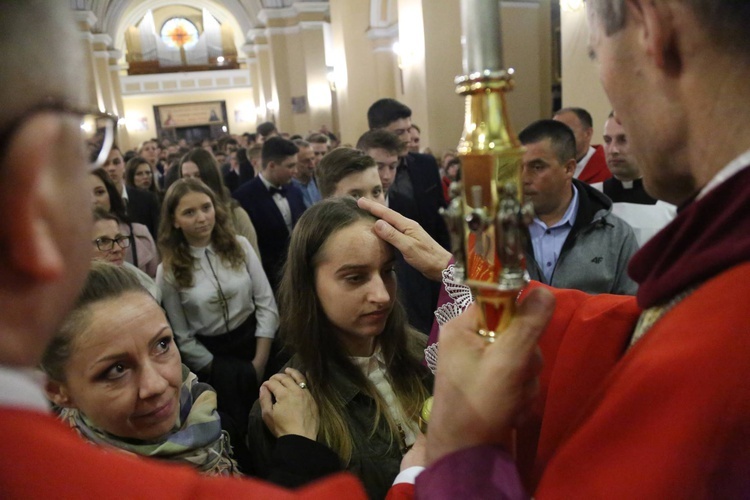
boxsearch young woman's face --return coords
[91,219,126,266]
[50,292,182,441]
[314,220,397,357]
[133,162,153,189]
[180,161,201,180]
[172,191,215,247]
[103,149,125,187]
[88,174,111,212]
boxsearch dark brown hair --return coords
[278,197,429,463]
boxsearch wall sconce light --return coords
[216,56,225,65]
[561,0,584,12]
[392,41,403,69]
[326,66,336,92]
[123,114,148,132]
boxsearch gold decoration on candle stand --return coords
[441,68,533,341]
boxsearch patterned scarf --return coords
[60,365,239,476]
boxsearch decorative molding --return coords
[79,31,95,42]
[120,69,252,96]
[73,10,98,30]
[257,7,297,25]
[93,33,113,48]
[299,21,327,30]
[293,2,329,14]
[265,25,301,36]
[366,24,398,40]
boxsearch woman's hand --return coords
[357,197,452,281]
[259,368,319,440]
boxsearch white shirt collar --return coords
[0,365,50,412]
[259,173,277,190]
[697,149,750,200]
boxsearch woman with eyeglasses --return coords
[89,168,160,278]
[156,179,280,471]
[91,207,160,302]
[126,155,161,198]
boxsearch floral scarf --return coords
[60,365,239,476]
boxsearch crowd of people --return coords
[1,0,748,498]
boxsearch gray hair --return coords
[0,1,85,131]
[588,0,750,57]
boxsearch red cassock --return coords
[0,409,367,499]
[578,145,611,184]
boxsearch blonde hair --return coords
[41,262,147,382]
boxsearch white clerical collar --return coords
[697,149,750,200]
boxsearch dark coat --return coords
[125,185,161,240]
[388,153,450,334]
[232,176,306,291]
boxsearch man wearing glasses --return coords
[0,2,363,498]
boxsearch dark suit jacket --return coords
[388,153,449,335]
[224,164,256,194]
[125,185,161,239]
[232,176,306,291]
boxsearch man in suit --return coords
[553,107,612,184]
[0,2,363,498]
[365,101,450,334]
[233,137,306,291]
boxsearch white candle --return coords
[461,0,504,74]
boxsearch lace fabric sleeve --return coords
[425,264,474,374]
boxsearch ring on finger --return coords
[298,382,308,390]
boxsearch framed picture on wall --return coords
[154,101,228,143]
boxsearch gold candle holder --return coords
[442,69,532,341]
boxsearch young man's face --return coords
[383,117,411,153]
[332,166,385,205]
[365,148,399,194]
[266,154,298,186]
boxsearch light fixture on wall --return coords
[326,66,336,92]
[392,41,403,69]
[123,114,148,132]
[561,0,584,12]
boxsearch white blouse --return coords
[351,347,419,448]
[157,236,279,371]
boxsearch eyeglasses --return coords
[93,236,131,252]
[0,98,118,170]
